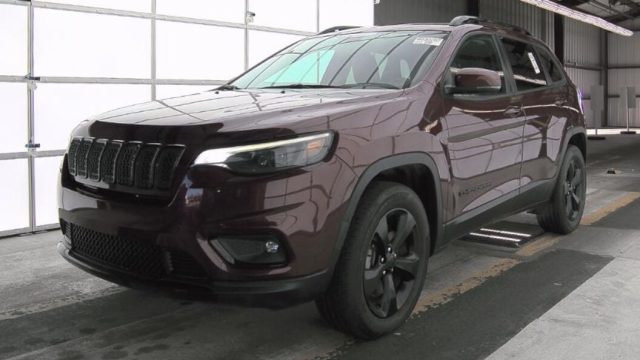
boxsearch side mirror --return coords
[446,68,502,95]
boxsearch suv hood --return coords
[91,89,402,131]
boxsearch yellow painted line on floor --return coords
[515,234,561,257]
[412,258,520,316]
[581,192,640,226]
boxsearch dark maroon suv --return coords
[58,16,587,339]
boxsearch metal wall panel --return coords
[566,68,600,97]
[374,0,466,25]
[479,0,553,45]
[608,32,640,127]
[609,32,640,66]
[566,68,600,127]
[564,18,601,66]
[608,68,640,127]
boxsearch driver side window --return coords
[446,35,506,95]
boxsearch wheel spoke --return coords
[571,168,583,188]
[571,192,581,210]
[392,212,416,249]
[395,252,420,278]
[380,273,398,317]
[565,193,573,216]
[567,161,575,181]
[375,216,389,242]
[364,264,384,296]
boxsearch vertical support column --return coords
[467,0,480,17]
[151,0,157,101]
[601,30,609,127]
[554,13,564,64]
[27,1,36,231]
[316,0,320,33]
[244,0,250,71]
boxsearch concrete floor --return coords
[1,135,640,360]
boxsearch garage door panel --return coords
[249,0,317,32]
[35,156,62,227]
[34,83,151,151]
[0,159,30,232]
[156,21,244,81]
[0,4,27,76]
[156,0,244,24]
[34,8,151,78]
[0,83,28,154]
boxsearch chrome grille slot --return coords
[66,137,184,194]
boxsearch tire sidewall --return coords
[553,146,587,231]
[341,184,430,337]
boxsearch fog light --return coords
[264,241,279,254]
[210,235,286,266]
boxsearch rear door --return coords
[441,34,526,218]
[498,37,569,187]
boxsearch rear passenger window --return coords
[500,38,548,91]
[536,46,564,83]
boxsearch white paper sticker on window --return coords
[413,37,443,46]
[527,52,541,74]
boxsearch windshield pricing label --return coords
[413,37,443,46]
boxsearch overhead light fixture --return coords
[520,0,633,36]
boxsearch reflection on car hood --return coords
[90,88,401,132]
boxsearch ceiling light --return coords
[520,0,633,36]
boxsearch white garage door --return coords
[0,0,373,236]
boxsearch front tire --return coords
[316,181,430,340]
[537,145,586,234]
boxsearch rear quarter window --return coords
[536,46,565,83]
[500,37,548,91]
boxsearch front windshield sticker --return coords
[527,52,541,74]
[413,36,443,46]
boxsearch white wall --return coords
[0,0,373,234]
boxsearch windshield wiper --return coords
[258,84,342,89]
[217,84,240,91]
[342,82,401,90]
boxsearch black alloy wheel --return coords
[364,209,420,318]
[564,158,584,222]
[316,181,430,340]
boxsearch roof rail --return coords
[449,15,531,36]
[318,26,360,35]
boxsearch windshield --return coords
[230,30,447,90]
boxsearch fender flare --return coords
[327,152,445,278]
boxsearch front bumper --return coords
[57,241,329,308]
[57,155,356,307]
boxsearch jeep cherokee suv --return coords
[58,16,587,339]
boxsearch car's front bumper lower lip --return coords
[58,241,329,308]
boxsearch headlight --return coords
[193,132,334,174]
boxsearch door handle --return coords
[555,98,568,106]
[504,106,524,117]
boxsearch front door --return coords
[441,34,526,219]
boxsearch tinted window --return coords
[536,46,564,83]
[447,35,506,94]
[500,38,548,91]
[232,31,446,90]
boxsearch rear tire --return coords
[316,181,430,340]
[536,145,586,234]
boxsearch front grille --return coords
[64,223,208,280]
[67,137,184,193]
[68,223,166,278]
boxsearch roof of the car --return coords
[316,22,544,47]
[320,23,458,34]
